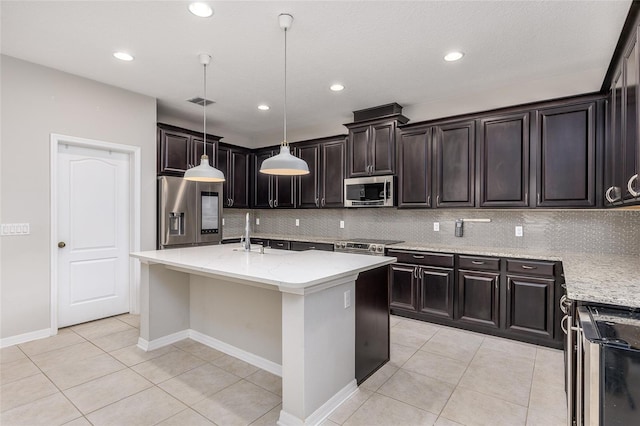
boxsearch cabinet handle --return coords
[537,193,541,205]
[276,243,284,247]
[269,200,273,208]
[309,246,316,249]
[427,195,431,205]
[315,198,319,207]
[412,255,425,259]
[471,260,485,265]
[561,314,569,334]
[230,198,234,207]
[437,195,440,205]
[496,280,498,290]
[274,199,278,208]
[605,186,622,203]
[322,198,325,207]
[521,265,536,270]
[628,174,639,197]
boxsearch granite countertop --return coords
[223,234,338,244]
[131,244,395,292]
[222,234,639,308]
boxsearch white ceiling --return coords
[1,1,632,148]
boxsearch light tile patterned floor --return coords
[0,314,566,425]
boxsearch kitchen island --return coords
[130,244,395,426]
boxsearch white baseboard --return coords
[189,329,282,377]
[0,328,52,348]
[277,379,358,426]
[137,329,189,351]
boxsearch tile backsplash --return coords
[223,208,640,255]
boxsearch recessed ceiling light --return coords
[330,84,345,92]
[113,51,134,61]
[444,51,464,62]
[189,2,213,18]
[258,104,270,111]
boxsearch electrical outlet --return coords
[256,218,260,225]
[295,219,300,227]
[344,290,351,308]
[222,218,225,226]
[515,225,523,237]
[433,222,440,232]
[339,220,345,229]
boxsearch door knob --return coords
[58,241,66,248]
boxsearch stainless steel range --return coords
[334,238,403,256]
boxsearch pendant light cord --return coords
[203,62,207,150]
[283,26,288,147]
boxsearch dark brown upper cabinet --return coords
[478,112,530,207]
[397,126,432,207]
[346,117,408,177]
[534,102,597,207]
[434,121,475,207]
[605,70,624,206]
[157,123,219,176]
[295,137,346,208]
[624,33,640,202]
[252,147,295,209]
[217,144,250,208]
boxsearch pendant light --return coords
[184,53,226,182]
[260,13,310,176]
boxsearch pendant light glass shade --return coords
[260,13,310,176]
[184,54,225,182]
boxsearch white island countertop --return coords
[131,244,396,293]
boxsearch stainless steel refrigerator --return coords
[157,176,223,249]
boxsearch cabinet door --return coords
[158,129,190,175]
[321,139,346,208]
[624,36,639,201]
[536,103,596,207]
[297,144,320,208]
[192,136,216,168]
[371,122,396,175]
[478,113,530,207]
[397,127,432,207]
[390,264,417,311]
[274,175,295,208]
[253,150,272,208]
[418,267,454,319]
[457,270,500,328]
[230,150,250,208]
[505,275,555,339]
[348,125,371,177]
[605,70,624,206]
[435,121,475,207]
[217,146,231,207]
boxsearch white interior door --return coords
[57,144,130,327]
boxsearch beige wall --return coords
[0,55,157,340]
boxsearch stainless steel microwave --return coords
[344,175,395,207]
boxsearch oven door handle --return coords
[575,321,583,426]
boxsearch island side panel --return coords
[139,263,190,345]
[189,275,282,367]
[280,278,357,423]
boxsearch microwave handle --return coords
[383,178,388,201]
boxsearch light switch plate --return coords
[222,218,225,226]
[295,219,300,227]
[256,218,260,225]
[433,222,440,232]
[1,223,30,236]
[515,226,523,237]
[339,220,345,229]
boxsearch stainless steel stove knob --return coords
[376,245,383,253]
[369,245,377,253]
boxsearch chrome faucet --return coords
[241,212,251,251]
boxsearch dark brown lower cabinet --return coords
[355,266,390,384]
[457,270,500,328]
[389,251,562,349]
[390,264,417,311]
[418,267,455,319]
[505,274,555,339]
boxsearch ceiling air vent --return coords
[187,97,215,106]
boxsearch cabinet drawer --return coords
[290,241,334,252]
[270,239,291,250]
[250,238,269,246]
[387,250,454,267]
[458,255,500,271]
[506,259,555,277]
